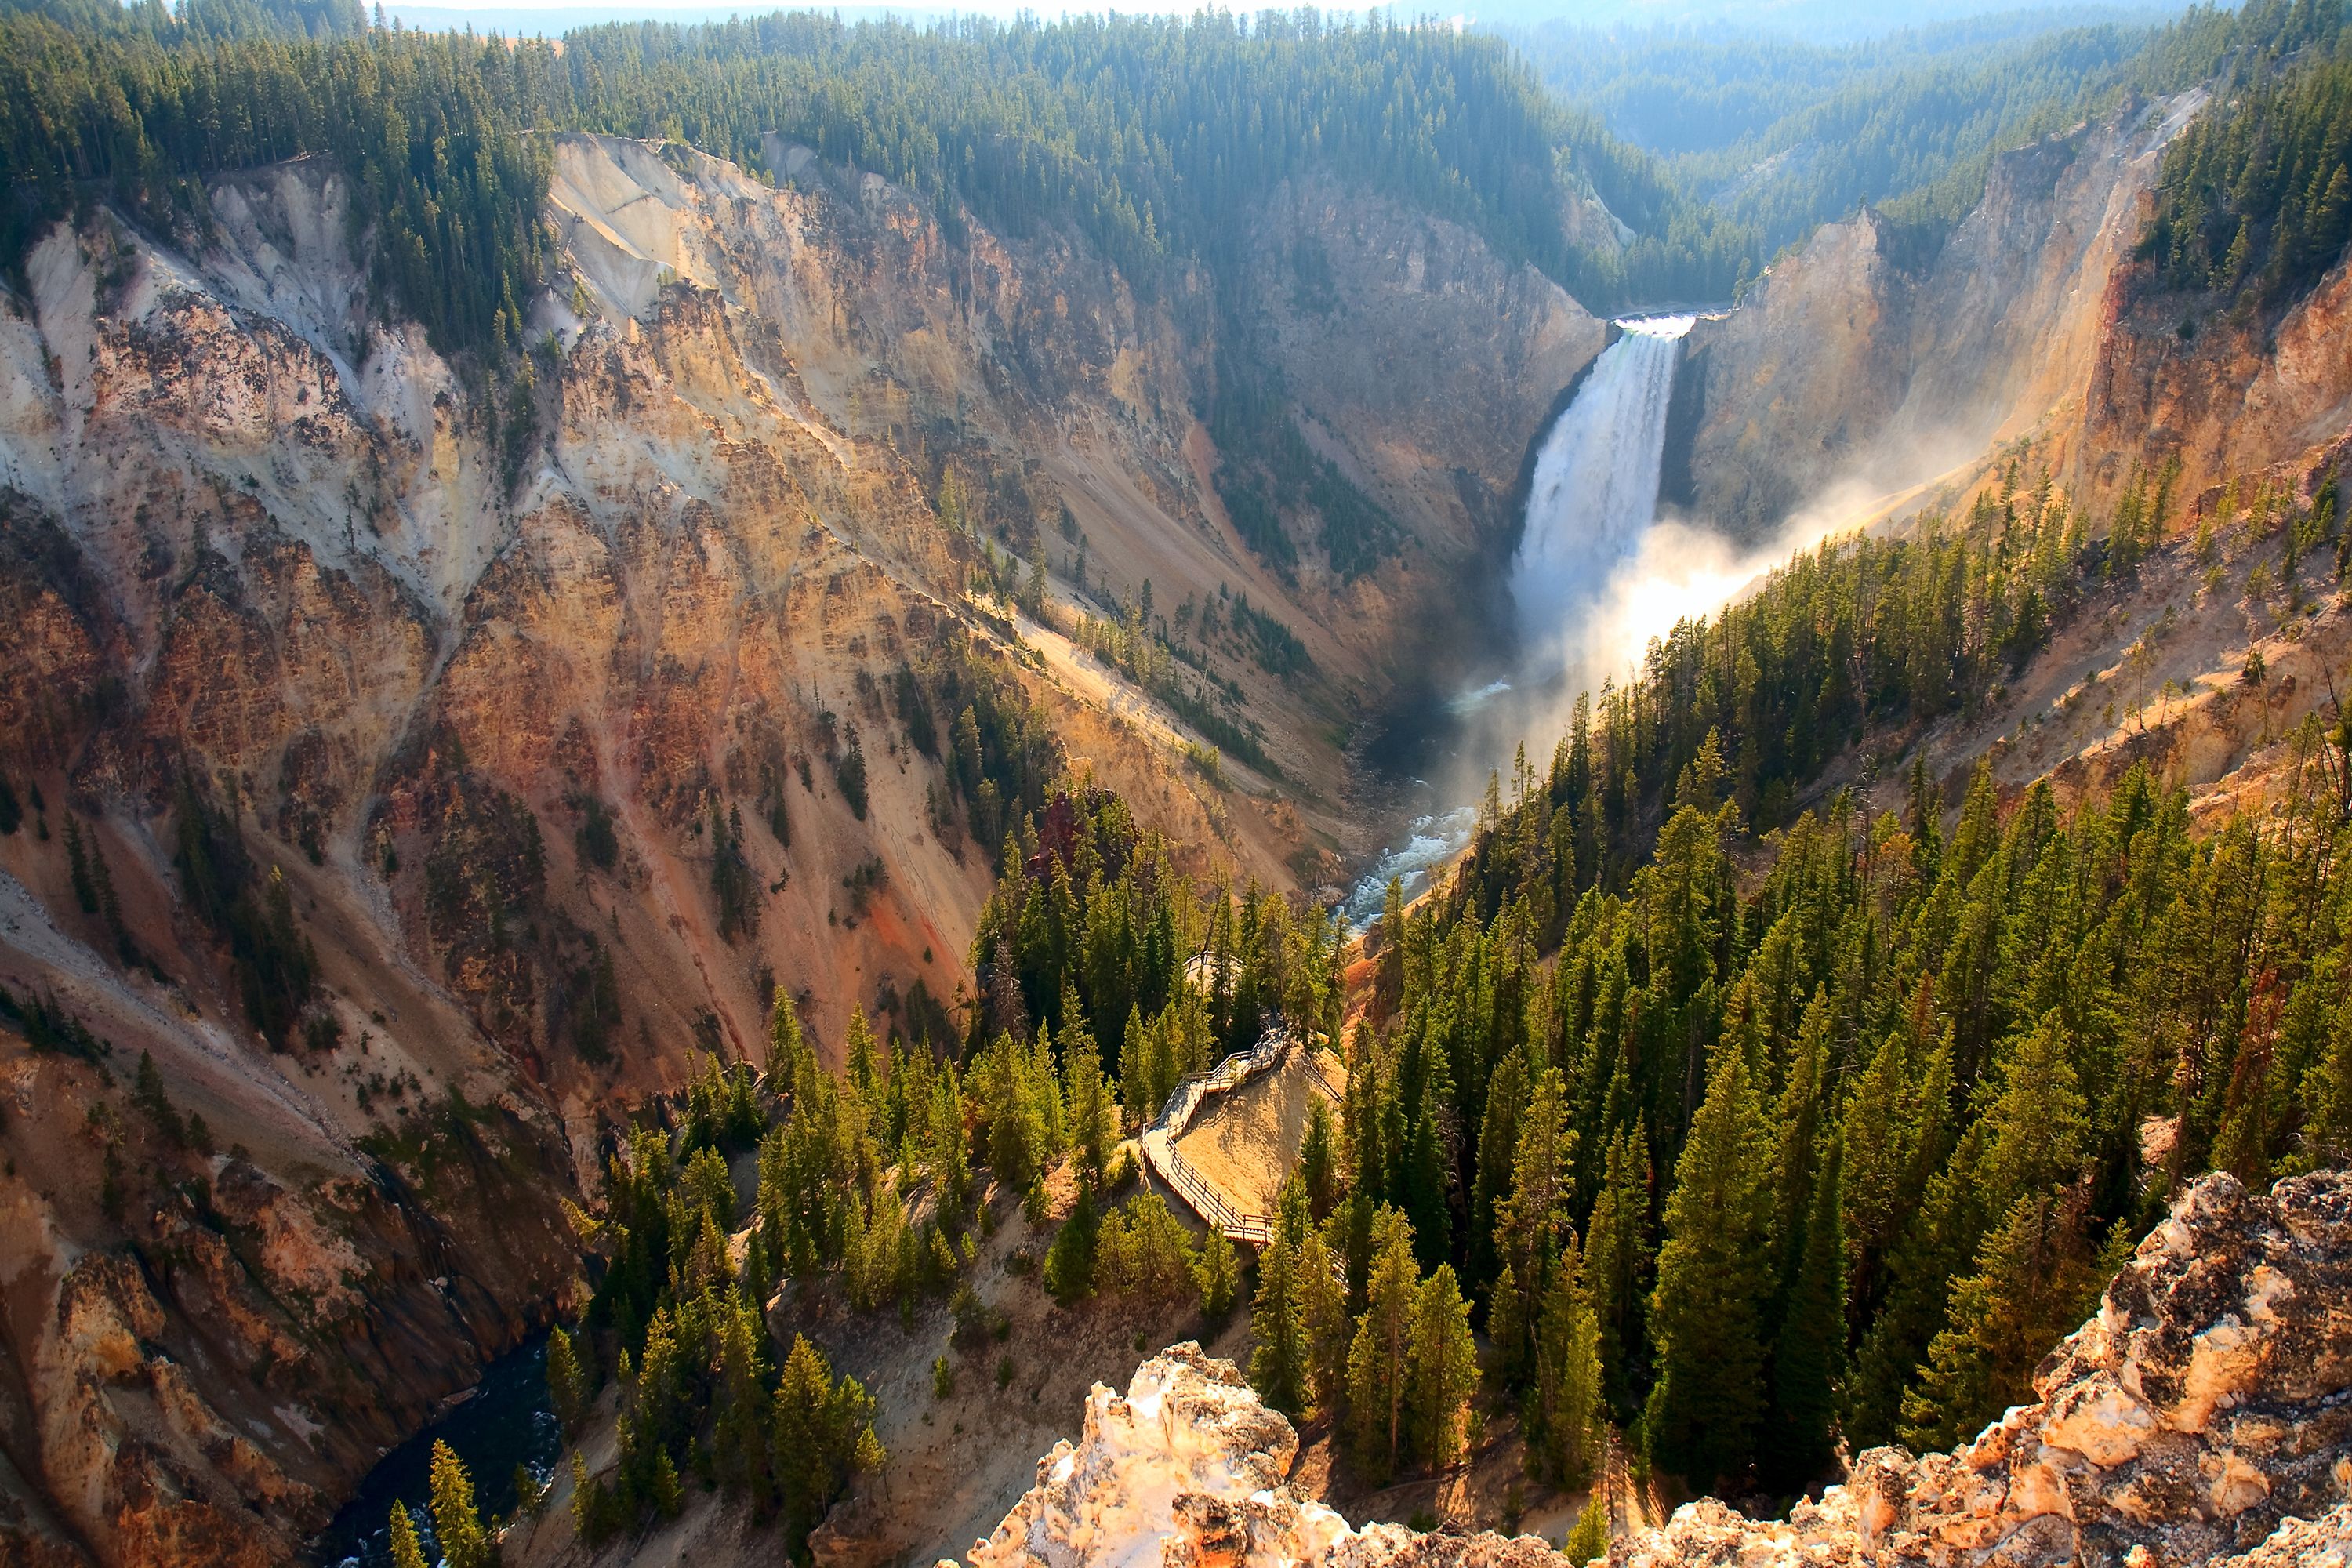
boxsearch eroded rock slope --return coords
[0,131,1599,1566]
[1675,90,2352,539]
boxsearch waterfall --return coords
[1509,314,1696,659]
[1343,314,1696,928]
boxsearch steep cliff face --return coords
[0,133,1599,1566]
[963,1173,2352,1568]
[0,1012,579,1568]
[2082,245,2352,510]
[1675,91,2241,539]
[1236,174,1603,594]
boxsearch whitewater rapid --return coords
[1342,314,1696,928]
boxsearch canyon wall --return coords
[1674,89,2352,541]
[0,135,1598,1566]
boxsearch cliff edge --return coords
[964,1171,2352,1568]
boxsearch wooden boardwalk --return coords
[1138,1019,1341,1245]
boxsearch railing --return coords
[1140,1018,1336,1246]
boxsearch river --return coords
[314,1334,561,1567]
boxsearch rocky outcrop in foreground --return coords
[965,1172,2352,1568]
[964,1342,1563,1568]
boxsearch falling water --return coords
[1343,314,1695,928]
[1510,313,1697,659]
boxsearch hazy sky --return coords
[383,0,2189,38]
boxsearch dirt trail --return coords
[1173,1049,1342,1219]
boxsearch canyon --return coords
[0,53,2348,1568]
[0,126,1595,1566]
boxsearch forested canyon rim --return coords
[961,1171,2352,1568]
[0,2,2347,1567]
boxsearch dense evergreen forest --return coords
[0,0,1646,350]
[539,454,2352,1542]
[1515,0,2347,287]
[4,0,2344,359]
[1304,463,2352,1497]
[2142,0,2352,304]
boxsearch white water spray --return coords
[1343,314,1697,928]
[1511,314,1697,662]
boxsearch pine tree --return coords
[1900,1190,2112,1450]
[1030,1022,1069,1164]
[1838,1006,1951,1318]
[1374,877,1406,1018]
[1334,1189,1376,1314]
[1396,1019,1453,1270]
[1250,1181,1310,1414]
[1906,754,1944,882]
[427,1439,493,1568]
[981,1029,1046,1193]
[1764,1133,1843,1494]
[1563,1494,1609,1566]
[1346,1207,1417,1479]
[1980,1011,2088,1208]
[1467,1046,1526,1293]
[1642,1045,1773,1494]
[1195,1226,1241,1321]
[2295,990,2352,1171]
[1406,1264,1478,1469]
[1488,1259,1530,1387]
[1844,1123,1995,1449]
[771,1334,877,1554]
[1064,1018,1116,1185]
[929,1067,975,1214]
[713,1290,773,1508]
[547,1326,589,1434]
[1120,1003,1153,1130]
[1497,1063,1572,1316]
[1299,1222,1352,1415]
[1768,991,1831,1276]
[845,1004,877,1094]
[569,1454,608,1545]
[1301,1096,1339,1221]
[2211,982,2283,1186]
[1529,1236,1606,1488]
[1584,1120,1650,1416]
[646,1443,684,1519]
[768,989,810,1086]
[388,1504,430,1568]
[1044,1187,1101,1304]
[1097,1193,1197,1298]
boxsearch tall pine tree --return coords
[1643,1046,1773,1493]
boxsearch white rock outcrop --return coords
[963,1344,1564,1568]
[965,1173,2352,1568]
